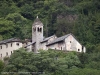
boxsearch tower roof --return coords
[33,16,43,26]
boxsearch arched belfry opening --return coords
[33,27,36,32]
[40,28,42,32]
[38,27,40,32]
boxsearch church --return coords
[25,16,86,53]
[0,16,86,59]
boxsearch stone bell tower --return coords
[32,16,43,53]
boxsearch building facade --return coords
[26,16,86,53]
[0,16,86,59]
[0,38,22,59]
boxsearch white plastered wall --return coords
[40,35,57,50]
[40,42,47,50]
[47,34,85,52]
[0,42,22,59]
[26,42,32,52]
[65,35,82,52]
[47,41,65,50]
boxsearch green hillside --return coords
[0,0,100,52]
[1,48,100,75]
[0,0,100,74]
[0,0,100,41]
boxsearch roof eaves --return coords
[0,38,22,45]
[24,42,36,48]
[46,40,64,46]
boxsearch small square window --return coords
[61,47,62,50]
[11,51,12,54]
[6,44,8,48]
[11,43,12,47]
[16,43,19,46]
[0,46,2,49]
[6,52,8,56]
[1,54,2,57]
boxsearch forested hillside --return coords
[0,0,100,74]
[0,0,100,53]
[0,0,100,52]
[1,49,100,75]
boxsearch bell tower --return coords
[32,16,43,53]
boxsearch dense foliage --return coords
[1,48,100,75]
[0,60,4,73]
[0,0,100,44]
[0,0,100,75]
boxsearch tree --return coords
[3,49,81,75]
[0,18,15,39]
[68,68,100,75]
[0,60,4,74]
[6,13,30,39]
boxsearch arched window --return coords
[11,43,12,47]
[34,28,36,31]
[16,43,19,46]
[1,54,2,57]
[61,47,62,50]
[78,49,80,51]
[33,28,36,32]
[6,52,8,56]
[0,46,2,49]
[82,46,84,52]
[6,44,8,48]
[11,51,12,54]
[40,28,42,32]
[38,27,40,32]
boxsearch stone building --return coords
[0,38,22,59]
[26,16,86,53]
[0,16,86,59]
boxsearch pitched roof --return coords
[24,42,36,48]
[46,34,71,46]
[41,35,56,43]
[33,16,43,26]
[0,38,21,45]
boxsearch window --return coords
[78,49,80,51]
[16,43,19,46]
[40,28,42,32]
[11,43,12,47]
[6,44,8,48]
[33,27,36,32]
[82,46,84,52]
[0,46,2,49]
[11,51,12,54]
[38,27,39,32]
[61,47,62,50]
[6,52,8,56]
[1,54,2,57]
[70,41,71,43]
[37,27,42,32]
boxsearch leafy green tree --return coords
[3,48,81,75]
[6,13,30,39]
[0,0,19,17]
[0,35,3,41]
[0,60,4,74]
[68,68,100,75]
[55,17,74,36]
[0,18,15,39]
